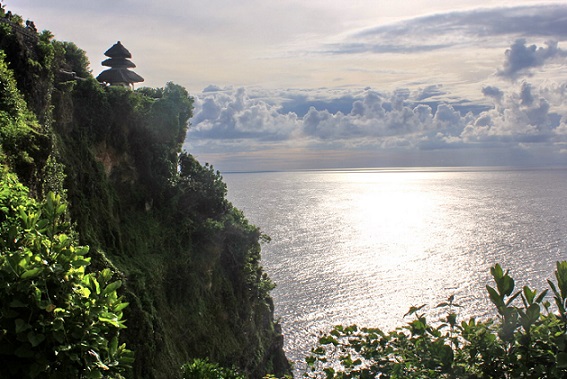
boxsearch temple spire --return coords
[96,41,144,89]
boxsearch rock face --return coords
[0,11,290,379]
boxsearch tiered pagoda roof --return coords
[96,41,144,87]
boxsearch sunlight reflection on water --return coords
[223,168,567,375]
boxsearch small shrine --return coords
[96,41,144,88]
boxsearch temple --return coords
[96,41,144,88]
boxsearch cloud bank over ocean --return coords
[188,36,567,171]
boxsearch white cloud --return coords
[187,71,567,170]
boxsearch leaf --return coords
[21,267,42,279]
[9,299,27,308]
[15,318,31,334]
[75,246,90,256]
[109,336,119,356]
[486,285,503,308]
[556,261,567,299]
[14,345,34,358]
[404,304,426,318]
[27,331,45,347]
[523,286,536,305]
[77,286,91,298]
[113,302,129,312]
[84,275,100,294]
[71,259,91,269]
[505,290,521,307]
[535,289,548,304]
[498,275,515,297]
[491,264,504,280]
[45,304,56,312]
[102,280,122,296]
[99,313,121,328]
[526,303,540,322]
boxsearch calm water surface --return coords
[223,168,567,372]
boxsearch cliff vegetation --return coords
[0,7,288,378]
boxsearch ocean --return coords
[222,167,567,373]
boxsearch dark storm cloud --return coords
[482,86,504,102]
[325,4,567,55]
[497,39,567,79]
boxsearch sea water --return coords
[222,167,567,373]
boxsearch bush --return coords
[0,51,48,182]
[0,173,133,378]
[181,358,244,379]
[305,262,567,378]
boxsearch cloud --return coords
[187,79,567,170]
[323,4,567,56]
[497,39,567,79]
[482,86,504,103]
[190,87,300,141]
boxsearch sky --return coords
[9,0,567,171]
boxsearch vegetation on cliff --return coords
[306,263,567,378]
[0,8,288,379]
[0,173,133,378]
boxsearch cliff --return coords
[0,9,289,379]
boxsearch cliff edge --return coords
[0,9,289,379]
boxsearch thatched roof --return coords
[104,41,132,58]
[102,57,136,68]
[96,68,144,84]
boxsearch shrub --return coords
[305,262,567,378]
[181,358,244,379]
[0,173,133,378]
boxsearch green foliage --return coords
[0,7,289,376]
[0,173,132,378]
[305,263,567,378]
[181,358,245,379]
[0,15,55,124]
[0,51,49,183]
[176,152,229,221]
[142,82,193,148]
[58,41,91,78]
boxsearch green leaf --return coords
[102,280,122,296]
[523,286,536,305]
[77,286,91,298]
[113,302,129,312]
[21,267,42,279]
[75,246,90,256]
[486,285,503,308]
[71,259,91,268]
[109,336,119,356]
[9,299,27,308]
[99,312,121,328]
[526,303,540,322]
[15,318,31,334]
[14,345,34,358]
[27,331,45,347]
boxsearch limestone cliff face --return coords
[0,11,289,379]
